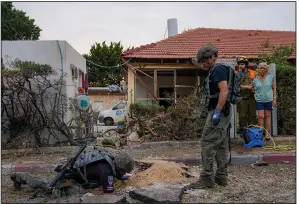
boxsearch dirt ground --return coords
[1,139,296,203]
[1,163,296,203]
[183,163,296,203]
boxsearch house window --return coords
[85,73,89,88]
[78,70,85,88]
[70,64,78,79]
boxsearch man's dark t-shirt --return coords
[208,63,229,111]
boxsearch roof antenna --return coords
[163,26,168,39]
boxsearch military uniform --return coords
[10,172,86,197]
[199,106,231,187]
[191,44,233,189]
[238,70,257,133]
[10,149,134,197]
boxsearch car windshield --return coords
[114,103,125,109]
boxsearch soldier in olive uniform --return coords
[10,149,134,196]
[190,45,232,189]
[236,56,257,134]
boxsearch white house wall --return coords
[64,42,87,125]
[2,41,67,93]
[1,40,67,110]
[1,40,86,101]
[2,41,65,72]
[65,41,87,99]
[1,40,86,144]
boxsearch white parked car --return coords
[98,101,128,126]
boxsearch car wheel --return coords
[104,117,114,126]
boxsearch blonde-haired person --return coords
[252,62,277,140]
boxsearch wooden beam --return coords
[135,68,154,80]
[136,97,172,100]
[122,58,158,103]
[175,85,195,88]
[129,63,198,69]
[196,69,200,87]
[174,69,177,103]
[154,69,158,98]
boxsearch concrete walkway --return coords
[1,136,295,175]
[2,151,295,175]
[1,137,296,174]
[1,136,295,154]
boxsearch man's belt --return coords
[242,97,254,100]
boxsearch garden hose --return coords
[248,124,295,151]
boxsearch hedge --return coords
[276,65,296,135]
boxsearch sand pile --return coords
[126,160,188,188]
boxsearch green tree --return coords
[258,42,296,66]
[257,42,296,135]
[83,41,125,87]
[1,2,42,40]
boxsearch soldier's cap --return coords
[114,152,134,173]
[196,44,218,62]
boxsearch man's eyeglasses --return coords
[239,63,245,66]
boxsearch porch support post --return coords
[174,69,177,103]
[196,70,200,87]
[154,69,158,98]
[127,67,136,105]
[270,63,278,136]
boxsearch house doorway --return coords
[159,87,173,108]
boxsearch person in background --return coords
[252,62,276,140]
[234,65,239,74]
[236,56,257,134]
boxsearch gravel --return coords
[183,163,296,203]
[1,140,295,203]
[2,163,295,203]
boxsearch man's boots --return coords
[215,175,228,186]
[189,176,215,189]
[10,173,22,190]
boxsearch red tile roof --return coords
[122,28,296,60]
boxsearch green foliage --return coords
[1,60,56,146]
[276,65,296,135]
[127,93,205,141]
[257,43,296,135]
[1,2,42,40]
[258,42,295,66]
[128,103,165,118]
[262,39,270,48]
[2,60,54,78]
[83,41,125,87]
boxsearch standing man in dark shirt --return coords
[190,45,232,189]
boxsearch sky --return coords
[13,1,296,55]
